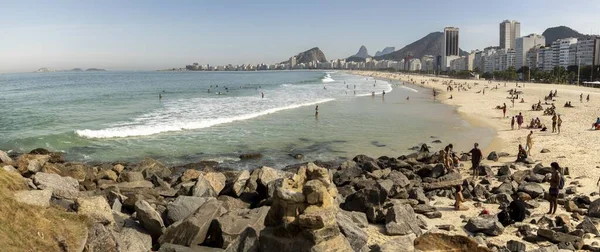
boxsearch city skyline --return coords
[2,0,600,73]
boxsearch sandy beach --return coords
[352,70,600,248]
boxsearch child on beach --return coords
[511,116,515,130]
[454,185,469,211]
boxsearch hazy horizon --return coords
[1,0,600,73]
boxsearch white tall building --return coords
[500,20,521,49]
[539,47,555,72]
[421,55,435,72]
[441,27,460,70]
[554,38,578,69]
[290,56,297,69]
[515,34,545,70]
[526,45,543,70]
[409,59,422,71]
[577,38,600,66]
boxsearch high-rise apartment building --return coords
[577,38,600,66]
[499,20,521,49]
[441,27,460,70]
[515,34,545,70]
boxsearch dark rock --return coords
[166,196,211,224]
[430,164,446,179]
[341,185,387,213]
[478,165,493,176]
[159,198,227,246]
[385,203,422,236]
[464,217,505,236]
[517,182,544,198]
[409,187,429,204]
[158,243,224,252]
[497,166,511,176]
[588,198,600,218]
[221,170,250,198]
[333,166,362,186]
[565,186,577,195]
[436,224,455,231]
[336,210,368,252]
[135,200,165,238]
[526,173,545,183]
[424,211,442,219]
[487,152,499,161]
[537,228,582,248]
[507,240,526,252]
[204,206,269,249]
[576,217,599,235]
[412,204,437,214]
[239,153,262,160]
[541,149,550,153]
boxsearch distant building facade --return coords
[515,34,545,70]
[499,20,521,49]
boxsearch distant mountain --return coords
[85,68,106,71]
[375,32,467,61]
[374,47,395,57]
[282,47,327,64]
[351,45,371,59]
[34,67,52,73]
[542,26,592,45]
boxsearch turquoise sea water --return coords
[0,71,493,169]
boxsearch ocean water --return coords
[0,71,493,169]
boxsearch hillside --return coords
[542,26,592,44]
[282,47,327,64]
[350,45,371,59]
[375,32,467,61]
[375,47,395,57]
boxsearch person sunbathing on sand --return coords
[454,185,469,211]
[593,118,600,130]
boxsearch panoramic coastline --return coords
[4,1,600,252]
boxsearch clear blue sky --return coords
[1,0,599,73]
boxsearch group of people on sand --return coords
[527,117,546,131]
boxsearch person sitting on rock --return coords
[454,185,469,211]
[509,199,527,222]
[516,144,528,162]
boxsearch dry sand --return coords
[352,70,600,248]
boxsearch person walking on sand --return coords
[526,131,533,156]
[580,93,583,102]
[551,113,557,133]
[587,94,590,102]
[511,116,515,130]
[503,103,507,118]
[517,112,524,129]
[470,143,483,179]
[557,114,562,134]
[547,162,562,215]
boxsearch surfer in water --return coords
[207,89,211,93]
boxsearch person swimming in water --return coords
[159,94,162,100]
[207,89,211,93]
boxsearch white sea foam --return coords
[399,86,419,93]
[76,98,335,138]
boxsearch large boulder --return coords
[116,223,153,252]
[205,206,270,249]
[537,228,583,249]
[336,210,368,251]
[487,152,499,161]
[375,233,416,252]
[588,198,600,218]
[222,170,250,197]
[0,149,14,165]
[341,183,387,213]
[204,172,227,195]
[135,200,166,238]
[13,189,52,207]
[16,154,50,175]
[192,176,217,198]
[75,196,115,225]
[414,232,492,252]
[576,217,599,235]
[464,217,504,236]
[119,171,145,182]
[85,223,118,252]
[333,165,362,186]
[385,203,422,236]
[517,182,544,199]
[166,196,212,224]
[159,198,227,246]
[136,157,171,179]
[33,172,79,199]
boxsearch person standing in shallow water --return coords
[315,105,319,117]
